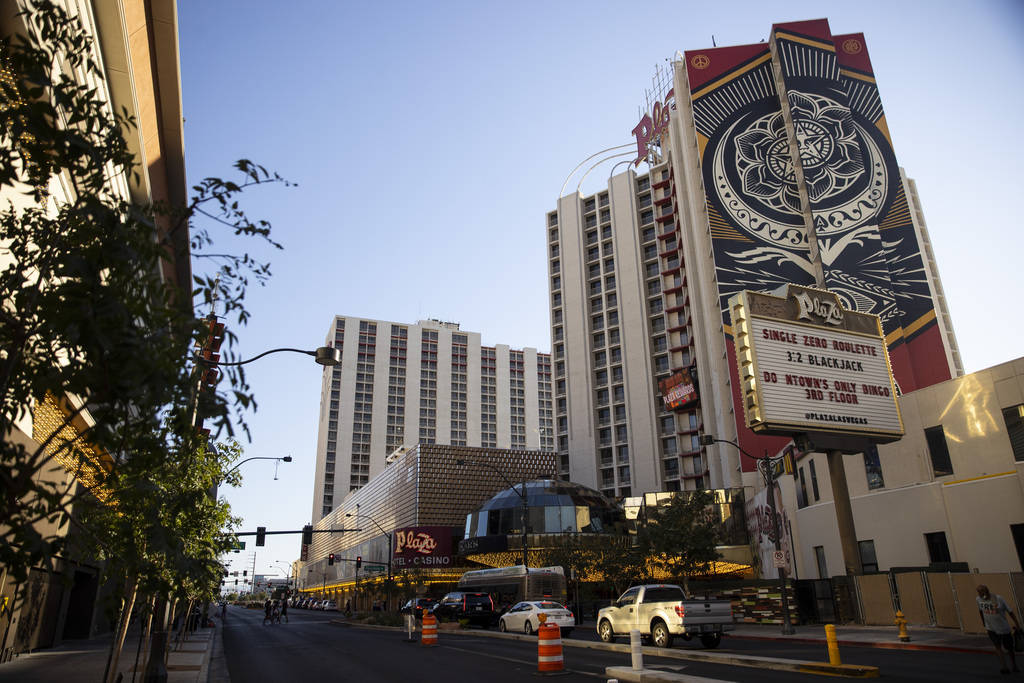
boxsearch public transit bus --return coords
[456,565,567,611]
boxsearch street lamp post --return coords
[145,343,338,683]
[221,455,292,481]
[456,459,529,567]
[699,434,795,635]
[346,504,392,610]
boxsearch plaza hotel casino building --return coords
[549,19,1024,578]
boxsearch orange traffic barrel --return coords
[421,609,438,646]
[537,614,564,674]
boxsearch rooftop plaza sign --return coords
[729,284,903,441]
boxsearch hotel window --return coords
[593,332,605,347]
[601,225,612,240]
[864,445,885,489]
[614,405,625,422]
[595,369,608,386]
[607,310,619,326]
[552,275,561,290]
[606,292,617,308]
[663,437,677,455]
[645,262,659,278]
[1002,404,1024,461]
[596,388,609,405]
[925,531,952,563]
[642,227,656,242]
[586,230,598,245]
[590,280,602,296]
[613,385,624,403]
[587,246,600,261]
[641,210,654,224]
[592,314,604,330]
[925,426,953,477]
[660,416,675,434]
[858,540,879,573]
[647,280,661,296]
[797,467,808,509]
[604,257,614,272]
[588,263,601,279]
[809,459,820,501]
[603,241,613,256]
[814,546,828,579]
[644,244,658,261]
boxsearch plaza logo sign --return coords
[633,89,675,166]
[394,529,437,554]
[392,525,454,568]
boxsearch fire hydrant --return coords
[895,610,911,642]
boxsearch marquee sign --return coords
[729,284,903,440]
[392,526,454,568]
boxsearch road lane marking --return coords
[441,644,605,678]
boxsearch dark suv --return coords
[432,592,495,627]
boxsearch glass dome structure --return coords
[464,479,624,539]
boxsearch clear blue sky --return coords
[176,0,1024,581]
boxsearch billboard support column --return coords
[827,449,863,576]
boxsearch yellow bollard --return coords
[894,610,911,642]
[825,624,841,666]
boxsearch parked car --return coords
[497,600,574,636]
[432,591,496,627]
[321,600,337,611]
[596,584,734,649]
[400,597,438,619]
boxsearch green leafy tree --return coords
[0,0,287,581]
[636,490,721,592]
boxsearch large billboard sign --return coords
[729,284,902,440]
[392,526,454,568]
[658,366,699,412]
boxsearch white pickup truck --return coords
[596,584,734,648]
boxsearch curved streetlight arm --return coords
[698,434,765,463]
[195,346,341,367]
[222,455,292,480]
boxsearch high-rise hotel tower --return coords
[549,19,962,498]
[311,317,553,521]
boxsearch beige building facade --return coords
[311,317,554,521]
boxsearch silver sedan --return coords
[497,601,574,635]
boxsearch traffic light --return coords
[328,553,335,566]
[302,524,313,545]
[243,570,247,577]
[234,579,238,585]
[256,526,266,546]
[355,556,361,570]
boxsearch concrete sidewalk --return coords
[727,622,992,654]
[0,616,222,683]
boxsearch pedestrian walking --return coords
[263,598,272,626]
[977,584,1021,674]
[220,601,227,620]
[280,598,289,623]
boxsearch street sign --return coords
[773,550,787,568]
[229,540,246,551]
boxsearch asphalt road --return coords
[222,605,1013,682]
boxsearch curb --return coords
[731,633,989,655]
[333,620,879,677]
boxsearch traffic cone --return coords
[537,613,564,674]
[421,609,438,646]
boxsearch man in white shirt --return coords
[977,584,1021,674]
